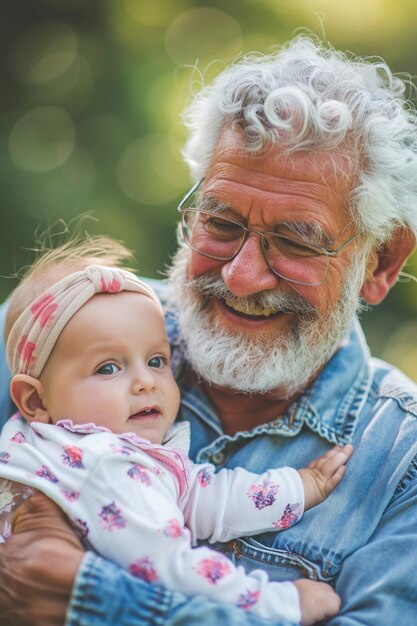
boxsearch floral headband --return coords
[6,264,162,378]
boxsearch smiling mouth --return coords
[129,408,160,420]
[223,297,286,319]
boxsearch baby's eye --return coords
[148,356,165,369]
[96,362,121,376]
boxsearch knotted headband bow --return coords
[6,265,163,378]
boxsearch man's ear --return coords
[10,375,51,423]
[360,227,416,305]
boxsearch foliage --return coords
[0,0,416,380]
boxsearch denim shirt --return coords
[1,284,417,626]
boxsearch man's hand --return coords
[0,492,84,626]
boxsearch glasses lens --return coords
[182,210,244,260]
[179,199,330,286]
[264,234,329,286]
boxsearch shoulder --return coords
[352,357,417,493]
[369,356,417,419]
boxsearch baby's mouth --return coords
[129,407,160,420]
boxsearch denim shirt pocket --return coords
[210,530,342,585]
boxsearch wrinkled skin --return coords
[0,493,84,626]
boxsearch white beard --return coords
[168,244,365,397]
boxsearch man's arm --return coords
[330,455,417,624]
[0,493,84,626]
[0,494,299,626]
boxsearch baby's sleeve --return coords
[182,462,304,544]
[77,453,302,624]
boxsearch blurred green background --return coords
[1,0,417,381]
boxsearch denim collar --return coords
[293,317,372,444]
[169,314,371,448]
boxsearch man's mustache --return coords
[184,275,317,319]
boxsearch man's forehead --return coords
[201,127,358,239]
[207,126,358,194]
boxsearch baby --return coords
[0,238,351,625]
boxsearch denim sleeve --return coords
[331,455,417,625]
[66,552,298,626]
[0,299,13,427]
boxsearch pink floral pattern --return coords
[0,452,10,464]
[273,502,303,529]
[10,432,27,444]
[197,468,213,487]
[35,465,58,482]
[237,589,260,610]
[127,463,151,485]
[17,336,36,371]
[31,294,59,328]
[128,557,159,582]
[61,489,81,502]
[195,555,231,585]
[247,479,279,509]
[0,413,307,615]
[110,443,134,456]
[98,501,126,530]
[163,518,183,538]
[100,276,121,293]
[61,444,84,469]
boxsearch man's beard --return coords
[168,244,365,397]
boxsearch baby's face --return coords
[39,292,181,444]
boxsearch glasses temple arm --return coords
[178,179,204,211]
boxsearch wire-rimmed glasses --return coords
[178,180,358,287]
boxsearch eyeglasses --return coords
[177,180,359,287]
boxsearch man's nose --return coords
[221,234,280,297]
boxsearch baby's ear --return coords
[10,375,51,423]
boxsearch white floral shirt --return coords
[0,414,304,622]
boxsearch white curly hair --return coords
[182,36,417,246]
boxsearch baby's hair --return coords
[5,234,135,342]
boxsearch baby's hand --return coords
[298,444,353,510]
[294,579,341,626]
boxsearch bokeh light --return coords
[9,21,78,85]
[116,134,188,205]
[1,0,417,382]
[9,106,76,173]
[165,8,242,64]
[123,0,171,27]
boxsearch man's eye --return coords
[148,356,164,369]
[96,363,120,375]
[270,235,321,257]
[204,216,242,237]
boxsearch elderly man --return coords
[1,35,417,626]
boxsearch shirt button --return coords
[211,451,226,465]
